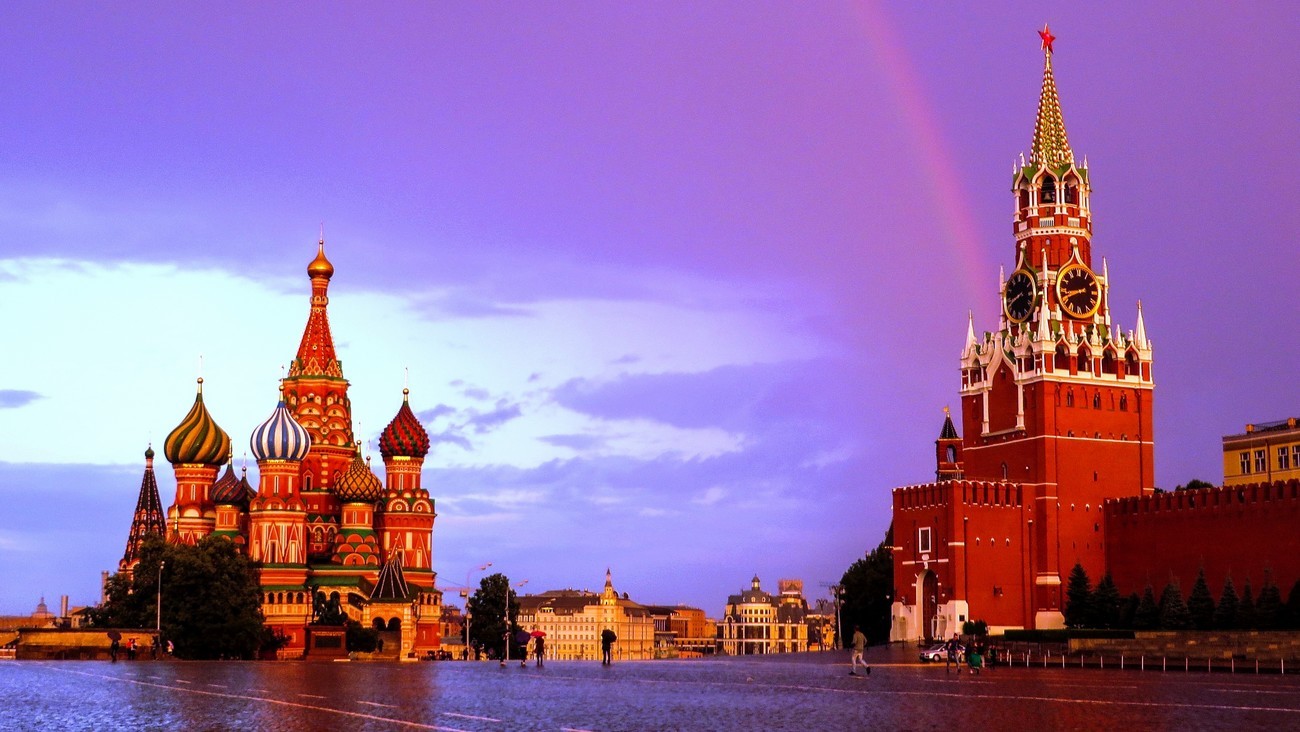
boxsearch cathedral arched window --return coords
[1019,187,1030,210]
[1055,345,1070,372]
[1101,351,1117,375]
[304,473,313,491]
[1062,181,1078,205]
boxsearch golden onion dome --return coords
[335,443,384,502]
[307,239,334,280]
[163,378,231,466]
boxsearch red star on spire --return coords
[1039,24,1056,54]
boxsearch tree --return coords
[1091,573,1122,629]
[1133,585,1159,630]
[1186,569,1215,630]
[1214,576,1239,629]
[839,525,893,648]
[1063,563,1093,628]
[466,573,520,659]
[86,536,266,659]
[1255,579,1284,630]
[1173,479,1215,491]
[1287,580,1300,630]
[1119,592,1140,629]
[1236,581,1256,630]
[1158,581,1192,630]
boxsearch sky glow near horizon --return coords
[0,3,1296,615]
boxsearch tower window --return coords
[1255,450,1266,472]
[918,527,932,553]
[1120,394,1128,411]
[1093,394,1101,409]
[946,445,956,463]
[1001,462,1009,480]
[1066,392,1074,407]
[1040,177,1057,204]
[1239,452,1250,474]
[1278,447,1290,471]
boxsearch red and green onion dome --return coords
[379,389,430,459]
[164,378,231,466]
[250,395,311,463]
[335,444,384,502]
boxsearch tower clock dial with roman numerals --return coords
[1003,269,1037,323]
[1056,264,1100,319]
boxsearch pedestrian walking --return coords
[110,638,119,663]
[601,628,617,665]
[849,625,870,676]
[944,633,962,673]
[534,634,545,668]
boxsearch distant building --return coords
[806,598,838,651]
[1223,418,1300,487]
[669,605,714,657]
[717,575,809,655]
[515,570,654,661]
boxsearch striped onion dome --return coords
[250,392,311,463]
[335,443,384,502]
[164,378,231,465]
[211,460,251,506]
[379,389,430,459]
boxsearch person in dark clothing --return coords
[535,635,545,668]
[944,633,963,673]
[600,628,616,665]
[110,639,119,662]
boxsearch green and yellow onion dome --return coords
[335,444,384,502]
[164,378,231,466]
[378,389,430,459]
[249,397,311,463]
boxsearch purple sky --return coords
[0,3,1296,616]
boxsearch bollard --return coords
[1162,656,1166,672]
[1121,654,1124,670]
[1231,658,1234,674]
[1185,657,1188,672]
[1081,654,1084,668]
[1062,654,1065,669]
[1100,655,1104,669]
[1141,656,1145,671]
[1255,659,1259,674]
[1207,657,1211,673]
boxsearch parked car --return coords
[919,643,963,663]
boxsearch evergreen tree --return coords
[85,536,266,659]
[1236,581,1256,630]
[1064,563,1093,628]
[1120,592,1140,629]
[466,573,521,660]
[1287,580,1300,630]
[1091,573,1122,629]
[839,525,893,647]
[1158,581,1192,630]
[1255,579,1284,630]
[1186,569,1216,631]
[1214,576,1239,630]
[1134,585,1159,630]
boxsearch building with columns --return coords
[119,240,442,658]
[717,576,809,655]
[515,570,655,661]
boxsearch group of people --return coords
[108,637,173,662]
[945,633,994,674]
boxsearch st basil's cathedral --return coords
[118,241,442,658]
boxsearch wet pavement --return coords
[3,646,1300,731]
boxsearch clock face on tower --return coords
[1003,269,1037,323]
[1056,264,1101,319]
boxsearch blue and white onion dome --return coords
[249,391,311,462]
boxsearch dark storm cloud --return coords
[465,400,522,433]
[0,390,42,409]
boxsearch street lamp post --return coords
[156,560,166,653]
[463,562,492,660]
[503,579,528,665]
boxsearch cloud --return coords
[465,400,523,433]
[417,404,457,422]
[0,390,42,409]
[537,434,605,451]
[692,486,728,506]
